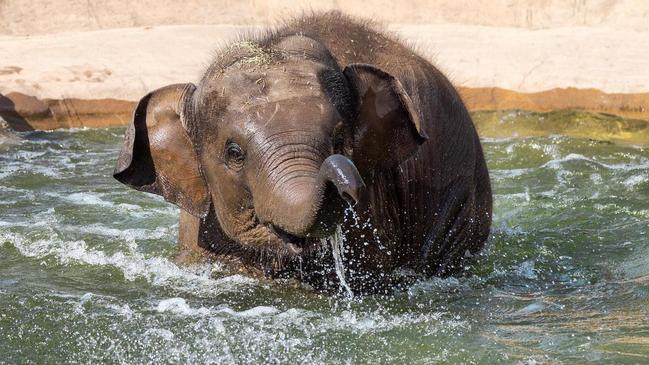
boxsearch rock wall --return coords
[1,0,648,35]
[1,0,648,136]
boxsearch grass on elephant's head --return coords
[229,41,276,67]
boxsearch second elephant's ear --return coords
[113,83,210,217]
[343,64,428,171]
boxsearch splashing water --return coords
[1,123,649,363]
[321,225,354,298]
[320,202,384,297]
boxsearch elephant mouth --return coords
[270,224,309,254]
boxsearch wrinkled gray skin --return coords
[114,12,492,294]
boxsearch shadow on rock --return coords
[0,93,40,131]
[0,117,22,147]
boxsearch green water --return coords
[1,117,648,364]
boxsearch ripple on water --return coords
[1,129,649,363]
[1,230,257,297]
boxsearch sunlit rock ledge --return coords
[1,23,647,143]
[2,89,648,147]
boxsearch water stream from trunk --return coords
[322,225,354,298]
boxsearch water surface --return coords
[1,115,648,363]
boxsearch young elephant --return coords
[114,12,492,294]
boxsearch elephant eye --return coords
[225,141,245,168]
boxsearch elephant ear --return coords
[113,83,210,217]
[343,64,428,172]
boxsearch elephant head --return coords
[114,35,426,270]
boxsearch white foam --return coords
[480,136,519,143]
[155,300,281,318]
[222,306,280,318]
[623,174,648,188]
[514,301,545,315]
[157,298,210,316]
[491,168,533,179]
[62,223,171,242]
[0,185,31,194]
[494,191,531,203]
[143,328,176,341]
[38,191,174,219]
[61,192,141,211]
[322,310,458,335]
[542,153,649,171]
[107,303,134,319]
[2,230,257,297]
[0,163,20,179]
[515,260,538,280]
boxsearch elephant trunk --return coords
[256,154,365,237]
[317,155,365,206]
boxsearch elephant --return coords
[113,11,492,294]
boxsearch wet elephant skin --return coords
[113,12,492,294]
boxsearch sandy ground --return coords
[2,24,648,102]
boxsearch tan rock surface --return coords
[0,92,134,131]
[459,88,649,120]
[1,4,648,136]
[2,0,648,35]
[2,24,648,101]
